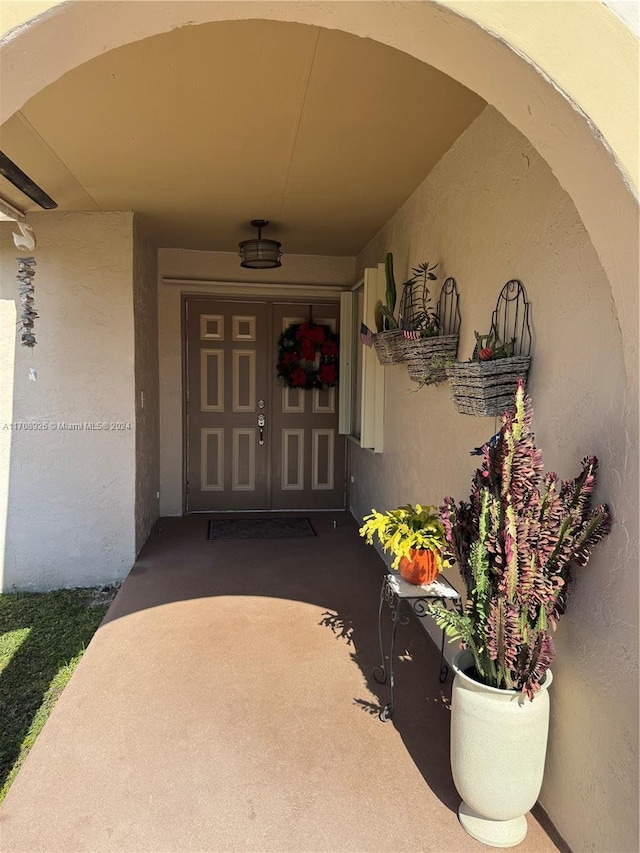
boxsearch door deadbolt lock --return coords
[257,413,266,446]
[258,399,265,409]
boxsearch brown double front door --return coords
[185,298,345,512]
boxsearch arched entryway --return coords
[0,5,637,853]
[1,1,637,391]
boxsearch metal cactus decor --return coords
[374,252,398,332]
[372,252,407,365]
[429,380,611,699]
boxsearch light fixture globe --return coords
[238,219,283,269]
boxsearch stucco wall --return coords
[351,106,638,853]
[133,216,160,552]
[158,249,354,516]
[0,211,137,590]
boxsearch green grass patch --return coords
[0,589,109,804]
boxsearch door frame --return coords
[180,291,343,514]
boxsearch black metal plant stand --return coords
[373,572,461,722]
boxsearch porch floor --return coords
[0,513,564,852]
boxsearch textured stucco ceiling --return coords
[0,20,484,255]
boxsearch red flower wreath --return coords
[276,321,339,390]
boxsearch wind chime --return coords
[13,221,38,379]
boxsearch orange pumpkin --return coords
[398,548,440,585]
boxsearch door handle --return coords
[257,413,266,446]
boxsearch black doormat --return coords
[207,517,316,541]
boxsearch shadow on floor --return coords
[103,512,460,813]
[320,603,460,812]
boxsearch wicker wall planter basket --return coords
[446,356,531,416]
[400,334,459,384]
[372,329,406,365]
[446,279,532,417]
[397,276,462,383]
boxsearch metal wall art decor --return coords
[399,276,462,385]
[445,279,532,416]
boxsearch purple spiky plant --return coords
[429,380,611,699]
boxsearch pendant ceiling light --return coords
[238,219,282,269]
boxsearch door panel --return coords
[187,300,269,511]
[271,303,346,510]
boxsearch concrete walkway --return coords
[0,514,564,852]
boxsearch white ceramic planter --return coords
[450,649,553,848]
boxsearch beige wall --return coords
[158,249,354,516]
[133,216,160,551]
[441,0,639,188]
[0,211,137,590]
[350,105,638,853]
